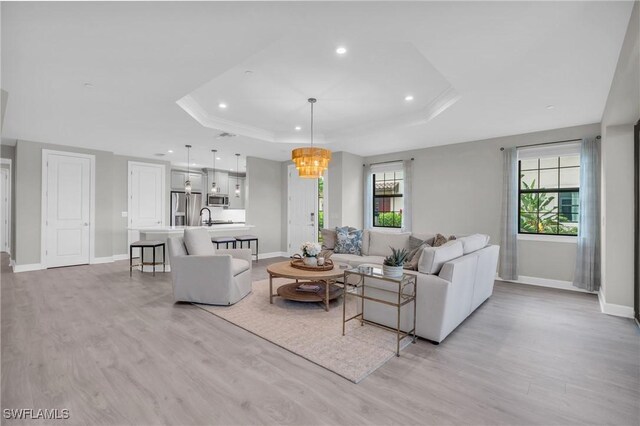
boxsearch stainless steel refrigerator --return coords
[171,191,202,226]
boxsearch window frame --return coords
[372,171,403,229]
[518,157,580,237]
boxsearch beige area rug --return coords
[195,278,412,383]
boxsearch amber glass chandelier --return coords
[291,98,331,178]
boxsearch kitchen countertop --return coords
[130,224,255,234]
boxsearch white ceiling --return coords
[1,1,634,170]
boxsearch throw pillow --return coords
[184,228,216,256]
[404,243,430,270]
[334,227,363,255]
[433,233,456,247]
[321,228,337,250]
[432,234,448,247]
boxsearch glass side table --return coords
[342,264,417,356]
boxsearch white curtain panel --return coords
[499,147,518,280]
[363,164,373,229]
[402,159,413,232]
[573,138,601,292]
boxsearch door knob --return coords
[83,223,89,226]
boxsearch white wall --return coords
[365,123,601,284]
[599,1,639,309]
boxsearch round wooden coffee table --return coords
[267,260,348,311]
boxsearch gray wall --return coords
[15,140,115,264]
[599,0,639,308]
[1,144,16,257]
[364,123,601,283]
[326,151,364,229]
[246,156,283,254]
[12,140,171,265]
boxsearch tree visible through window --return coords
[373,171,403,228]
[519,155,580,236]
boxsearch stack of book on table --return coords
[296,283,321,293]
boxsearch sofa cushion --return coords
[334,227,363,255]
[331,253,385,267]
[361,230,370,255]
[410,233,436,246]
[368,231,411,257]
[417,240,463,274]
[457,234,490,254]
[231,258,250,276]
[321,229,336,250]
[184,228,216,256]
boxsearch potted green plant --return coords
[383,247,409,278]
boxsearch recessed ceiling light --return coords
[336,46,347,55]
[295,126,301,131]
[168,150,173,153]
[546,105,555,110]
[405,95,414,101]
[84,83,94,88]
[218,103,227,109]
[216,157,221,160]
[244,70,253,75]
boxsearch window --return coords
[519,154,580,236]
[373,170,403,228]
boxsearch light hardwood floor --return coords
[2,253,639,425]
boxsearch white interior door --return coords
[43,152,92,268]
[128,162,165,254]
[1,168,9,253]
[287,164,318,255]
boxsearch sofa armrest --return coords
[216,249,252,265]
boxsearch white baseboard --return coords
[598,289,634,318]
[258,251,289,260]
[12,263,44,273]
[497,275,596,294]
[91,256,115,264]
[113,254,129,261]
[9,258,15,268]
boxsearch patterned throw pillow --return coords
[334,227,363,255]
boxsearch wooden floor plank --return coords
[1,254,639,425]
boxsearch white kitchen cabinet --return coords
[171,170,203,192]
[228,177,245,209]
[208,170,229,195]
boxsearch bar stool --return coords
[211,236,237,249]
[234,235,259,261]
[130,240,165,277]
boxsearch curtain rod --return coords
[499,136,600,151]
[363,158,414,167]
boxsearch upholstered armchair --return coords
[167,228,252,305]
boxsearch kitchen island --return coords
[130,224,256,271]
